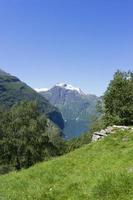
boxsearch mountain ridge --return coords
[35,82,90,96]
[0,69,64,129]
[38,83,99,138]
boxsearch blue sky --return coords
[0,0,133,96]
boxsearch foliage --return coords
[66,131,92,153]
[85,98,105,134]
[103,70,133,126]
[0,129,133,199]
[90,116,105,132]
[0,101,64,172]
[91,70,133,132]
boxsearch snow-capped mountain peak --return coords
[55,83,85,95]
[35,83,86,95]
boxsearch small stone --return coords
[105,126,113,134]
[122,137,129,142]
[92,134,101,142]
[100,129,107,135]
[113,125,129,130]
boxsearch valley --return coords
[0,1,132,199]
[37,83,100,138]
[0,69,132,200]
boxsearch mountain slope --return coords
[38,83,99,138]
[0,69,64,129]
[0,128,133,200]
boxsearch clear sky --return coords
[0,0,133,96]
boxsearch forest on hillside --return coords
[0,70,133,174]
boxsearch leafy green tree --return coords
[103,70,133,126]
[0,101,61,171]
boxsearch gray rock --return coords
[105,126,113,134]
[99,129,107,136]
[92,125,132,142]
[113,125,129,130]
[92,134,101,142]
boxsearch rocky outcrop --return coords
[92,125,133,142]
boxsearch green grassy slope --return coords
[1,129,133,200]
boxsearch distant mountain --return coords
[0,69,11,76]
[0,69,64,129]
[37,83,99,138]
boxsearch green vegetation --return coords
[66,131,92,152]
[91,70,133,132]
[0,71,64,129]
[0,101,65,174]
[0,129,133,199]
[0,69,133,199]
[103,70,133,126]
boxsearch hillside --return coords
[0,69,64,129]
[38,83,99,138]
[0,128,133,200]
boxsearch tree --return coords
[0,101,60,171]
[103,70,133,126]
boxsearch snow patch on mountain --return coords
[35,88,49,92]
[35,83,87,95]
[55,83,86,95]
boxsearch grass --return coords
[0,129,133,200]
